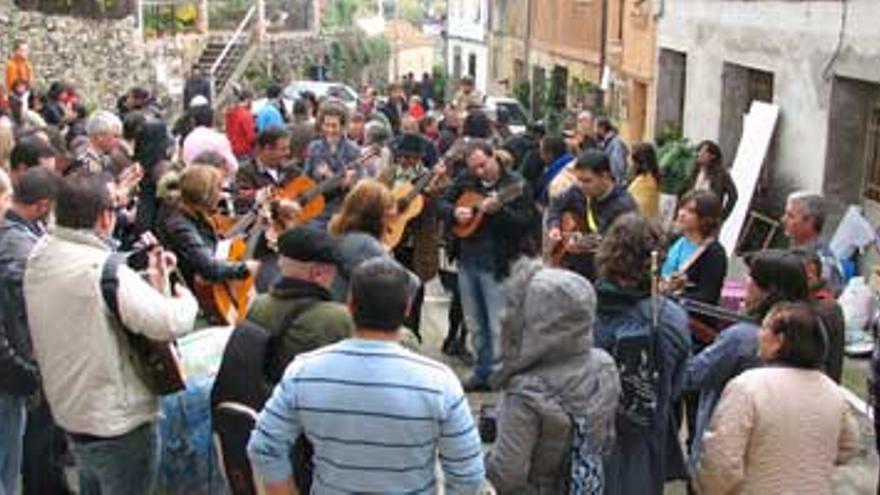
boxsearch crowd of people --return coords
[0,37,868,495]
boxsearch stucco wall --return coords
[657,0,880,198]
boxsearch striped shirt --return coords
[247,338,485,493]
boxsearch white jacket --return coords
[25,228,198,437]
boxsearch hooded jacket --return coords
[6,54,33,92]
[486,260,620,493]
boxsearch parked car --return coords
[484,96,532,135]
[251,80,360,116]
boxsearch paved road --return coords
[417,280,879,494]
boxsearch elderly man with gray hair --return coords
[69,110,123,176]
[782,191,844,294]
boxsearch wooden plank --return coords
[719,101,780,255]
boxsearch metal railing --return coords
[210,4,256,77]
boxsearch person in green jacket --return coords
[245,227,354,382]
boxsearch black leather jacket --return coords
[0,212,43,396]
[157,207,249,288]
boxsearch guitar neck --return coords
[404,171,436,204]
[301,175,342,204]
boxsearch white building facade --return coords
[446,0,489,95]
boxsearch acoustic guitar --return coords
[193,212,263,326]
[549,211,602,266]
[451,180,525,238]
[273,148,382,228]
[384,169,450,249]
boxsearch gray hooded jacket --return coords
[486,259,621,493]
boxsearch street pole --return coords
[393,0,400,81]
[525,0,533,119]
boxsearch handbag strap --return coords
[677,238,714,276]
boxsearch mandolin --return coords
[451,180,525,238]
[549,211,602,266]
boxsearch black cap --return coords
[277,227,341,265]
[395,133,425,158]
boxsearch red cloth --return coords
[409,103,425,120]
[225,105,257,157]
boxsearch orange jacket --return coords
[6,54,34,91]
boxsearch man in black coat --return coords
[546,150,638,280]
[379,82,409,135]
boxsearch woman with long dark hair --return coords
[684,249,810,471]
[628,142,662,219]
[133,119,174,235]
[685,140,738,220]
[697,302,860,493]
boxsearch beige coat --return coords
[25,228,198,437]
[697,367,860,494]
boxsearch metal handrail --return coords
[210,4,256,77]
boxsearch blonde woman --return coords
[329,178,396,300]
[156,164,257,290]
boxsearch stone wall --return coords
[245,34,388,91]
[0,6,156,110]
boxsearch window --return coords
[468,53,477,79]
[656,49,687,136]
[863,105,880,202]
[719,62,774,167]
[453,47,463,81]
[514,59,525,83]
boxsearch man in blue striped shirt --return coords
[247,258,485,494]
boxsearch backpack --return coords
[210,298,320,495]
[542,383,604,495]
[603,298,664,434]
[567,415,604,495]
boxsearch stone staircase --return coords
[193,6,258,105]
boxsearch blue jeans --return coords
[458,258,505,383]
[69,422,160,495]
[0,394,26,495]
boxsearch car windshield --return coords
[328,85,355,102]
[500,103,528,126]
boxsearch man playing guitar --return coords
[234,127,300,215]
[304,99,361,230]
[546,150,637,280]
[439,140,536,392]
[380,133,448,338]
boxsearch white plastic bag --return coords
[838,276,876,334]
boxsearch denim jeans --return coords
[69,422,160,495]
[0,394,26,495]
[458,257,505,383]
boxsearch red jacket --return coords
[225,105,256,157]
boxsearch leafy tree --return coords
[322,0,360,30]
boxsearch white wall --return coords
[446,39,489,95]
[657,0,880,195]
[447,0,488,43]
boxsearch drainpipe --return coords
[599,0,608,88]
[525,0,533,118]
